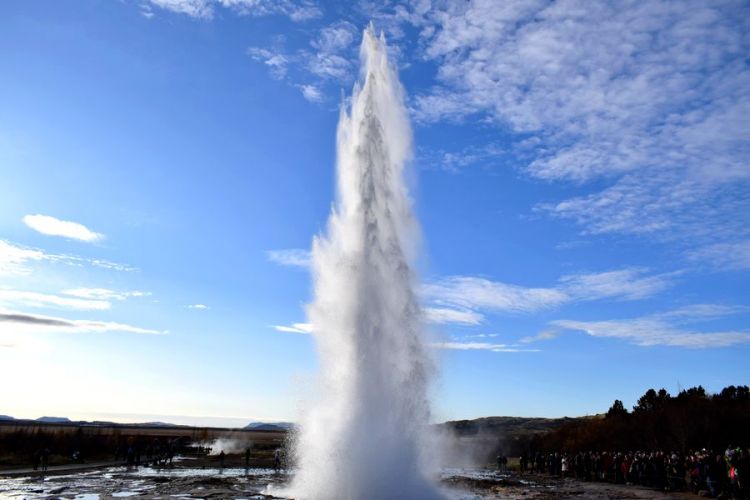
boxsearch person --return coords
[32,450,40,471]
[245,447,251,469]
[41,448,49,472]
[274,448,282,471]
[219,450,225,469]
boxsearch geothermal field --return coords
[3,2,749,499]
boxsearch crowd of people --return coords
[517,446,749,498]
[114,438,179,467]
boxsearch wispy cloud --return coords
[267,248,311,268]
[464,333,500,339]
[423,276,568,314]
[0,289,111,311]
[687,240,750,271]
[0,240,135,275]
[0,309,164,335]
[0,240,46,276]
[519,330,559,344]
[298,84,323,103]
[62,288,149,301]
[273,322,313,334]
[23,214,104,243]
[148,0,321,21]
[550,304,750,348]
[424,306,483,326]
[418,142,508,173]
[409,0,750,247]
[422,268,672,317]
[246,47,289,80]
[187,304,209,310]
[560,268,678,301]
[149,0,212,18]
[247,20,357,102]
[431,341,538,353]
[660,303,750,320]
[140,3,155,18]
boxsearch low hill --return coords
[244,422,294,431]
[441,415,594,438]
[36,416,72,423]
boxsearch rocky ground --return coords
[0,461,696,499]
[442,471,694,499]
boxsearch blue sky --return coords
[1,0,749,426]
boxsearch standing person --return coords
[274,448,282,472]
[245,447,251,469]
[219,450,225,469]
[41,448,49,472]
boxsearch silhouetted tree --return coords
[536,385,750,453]
[606,400,628,418]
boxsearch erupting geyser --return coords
[287,24,441,500]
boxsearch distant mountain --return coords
[139,421,180,427]
[36,416,72,423]
[0,415,14,421]
[244,421,294,431]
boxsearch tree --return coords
[634,388,671,412]
[677,385,707,400]
[606,400,628,418]
[718,385,750,400]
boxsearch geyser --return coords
[288,24,440,500]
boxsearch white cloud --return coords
[551,304,750,348]
[560,268,678,301]
[247,47,289,80]
[140,3,155,18]
[311,20,356,54]
[0,240,46,276]
[422,268,671,316]
[465,333,499,339]
[0,309,163,336]
[267,248,311,268]
[660,303,750,320]
[553,318,750,349]
[431,341,538,353]
[519,330,558,344]
[423,276,568,314]
[149,0,212,18]
[247,20,356,101]
[187,304,209,310]
[687,240,750,270]
[0,289,110,311]
[0,240,135,276]
[411,0,750,244]
[424,306,483,325]
[148,0,321,21]
[307,52,351,81]
[62,288,149,301]
[23,214,104,243]
[273,322,313,334]
[419,142,508,172]
[299,84,323,103]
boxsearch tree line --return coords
[519,385,750,454]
